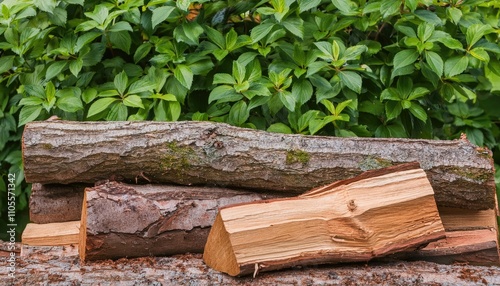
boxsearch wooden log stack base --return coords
[22,121,497,210]
[203,163,446,276]
[79,182,286,261]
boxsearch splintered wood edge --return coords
[21,221,80,246]
[302,162,422,197]
[203,213,240,276]
[79,189,88,262]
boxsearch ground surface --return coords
[1,242,500,285]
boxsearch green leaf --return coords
[466,24,492,48]
[425,51,444,77]
[123,94,145,108]
[87,98,118,117]
[408,87,430,100]
[380,88,400,101]
[18,105,42,126]
[298,0,321,12]
[109,31,131,54]
[435,37,463,50]
[174,22,204,45]
[114,71,128,95]
[469,48,490,62]
[338,71,362,94]
[251,23,275,43]
[57,94,83,112]
[414,10,442,25]
[205,26,225,48]
[0,55,14,74]
[176,0,190,11]
[409,102,427,122]
[134,42,152,63]
[174,65,193,89]
[128,79,155,94]
[229,101,249,126]
[385,101,402,121]
[331,0,353,14]
[46,61,67,80]
[168,101,181,121]
[393,49,419,70]
[225,28,238,50]
[75,32,101,53]
[292,80,313,105]
[109,21,133,32]
[278,91,296,112]
[447,7,462,24]
[152,6,176,29]
[343,45,367,61]
[314,41,334,60]
[82,88,97,104]
[267,123,293,134]
[214,73,237,85]
[232,61,246,84]
[33,0,57,13]
[282,17,304,39]
[69,58,83,77]
[209,85,241,103]
[417,23,434,42]
[48,7,67,26]
[444,56,469,78]
[19,97,44,106]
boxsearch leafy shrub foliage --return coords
[1,0,500,237]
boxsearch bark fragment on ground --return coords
[22,121,497,210]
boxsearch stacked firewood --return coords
[21,121,499,276]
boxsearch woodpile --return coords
[21,121,499,277]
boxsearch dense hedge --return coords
[1,0,500,239]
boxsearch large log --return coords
[22,121,497,210]
[29,183,88,223]
[4,241,500,286]
[79,182,285,261]
[203,163,446,276]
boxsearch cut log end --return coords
[202,213,240,276]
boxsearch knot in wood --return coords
[347,199,357,211]
[213,141,224,149]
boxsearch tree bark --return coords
[79,182,285,261]
[203,163,446,276]
[22,121,497,210]
[29,183,88,224]
[4,241,500,286]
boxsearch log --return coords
[29,183,88,224]
[203,163,446,276]
[405,208,500,265]
[22,121,497,210]
[3,241,500,286]
[21,221,80,246]
[79,182,285,261]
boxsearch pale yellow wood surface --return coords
[22,221,80,246]
[204,164,446,276]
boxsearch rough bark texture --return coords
[22,121,496,210]
[2,241,500,286]
[204,164,446,276]
[29,183,88,223]
[80,182,285,261]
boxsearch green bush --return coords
[1,0,500,239]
